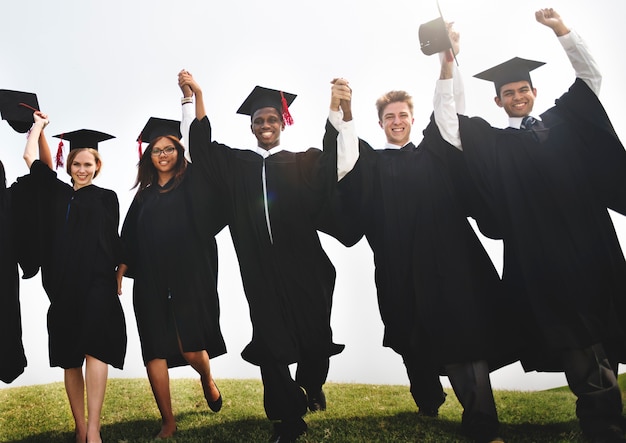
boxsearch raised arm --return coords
[433,23,463,151]
[328,78,358,181]
[23,112,49,168]
[38,126,53,169]
[535,8,601,96]
[179,69,194,161]
[178,70,206,121]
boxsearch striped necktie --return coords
[520,115,537,130]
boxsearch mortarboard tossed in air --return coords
[418,1,457,64]
[474,57,546,95]
[0,89,40,133]
[237,86,296,126]
[137,117,181,158]
[53,129,115,169]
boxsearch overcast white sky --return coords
[2,0,625,391]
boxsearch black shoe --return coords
[416,391,447,418]
[307,389,326,412]
[416,407,439,417]
[268,420,307,443]
[587,425,626,443]
[207,382,222,412]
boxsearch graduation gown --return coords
[325,118,513,369]
[32,160,127,369]
[458,79,626,371]
[0,184,25,383]
[190,116,344,366]
[0,170,51,383]
[120,164,226,368]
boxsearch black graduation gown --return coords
[120,164,227,368]
[0,185,25,383]
[0,171,48,383]
[458,79,626,371]
[325,118,514,369]
[32,160,127,369]
[189,116,344,366]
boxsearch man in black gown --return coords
[325,79,513,442]
[182,72,344,443]
[434,8,626,442]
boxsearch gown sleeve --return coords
[12,160,63,278]
[9,173,41,278]
[422,115,502,239]
[188,117,231,242]
[320,119,367,247]
[553,78,626,215]
[120,195,141,279]
[457,115,504,239]
[100,189,123,266]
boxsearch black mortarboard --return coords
[419,17,451,55]
[474,57,546,95]
[0,89,40,133]
[137,117,181,144]
[236,86,296,125]
[52,129,115,169]
[418,1,457,64]
[53,129,115,151]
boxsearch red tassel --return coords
[280,91,294,126]
[55,138,64,169]
[18,102,39,112]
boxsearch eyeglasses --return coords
[151,146,177,156]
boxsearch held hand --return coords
[115,265,126,296]
[178,69,193,97]
[535,8,569,36]
[448,22,460,58]
[33,111,49,128]
[330,78,352,112]
[441,22,459,64]
[179,70,202,96]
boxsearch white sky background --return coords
[2,0,625,391]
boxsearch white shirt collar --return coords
[252,145,284,158]
[383,142,409,150]
[508,116,542,129]
[509,117,524,129]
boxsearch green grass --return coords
[1,376,625,443]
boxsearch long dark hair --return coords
[133,135,187,193]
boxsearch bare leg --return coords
[64,367,86,443]
[183,350,220,403]
[84,355,107,443]
[146,359,177,438]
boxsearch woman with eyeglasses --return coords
[116,79,227,439]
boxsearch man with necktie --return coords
[434,8,626,443]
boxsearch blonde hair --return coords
[375,90,414,121]
[66,148,102,179]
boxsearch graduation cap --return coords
[236,86,296,125]
[136,117,181,159]
[52,129,115,169]
[418,1,458,64]
[137,117,181,144]
[474,57,546,95]
[0,89,40,133]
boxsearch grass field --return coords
[1,376,625,442]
